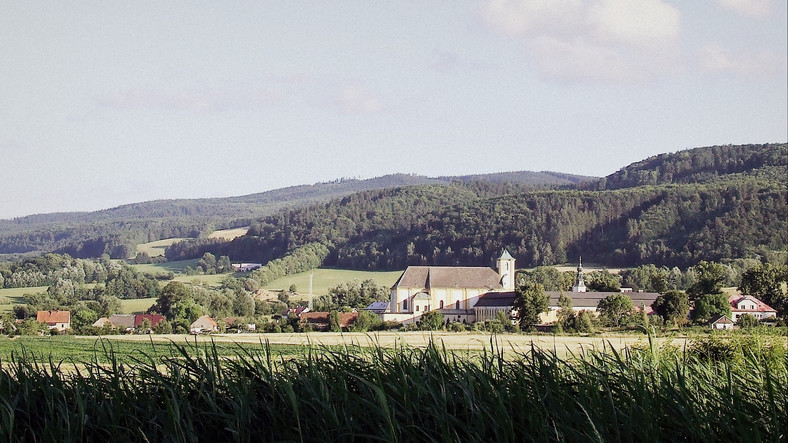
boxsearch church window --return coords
[416,305,420,312]
[439,300,444,309]
[456,300,460,310]
[403,299,408,311]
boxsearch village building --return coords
[709,314,735,330]
[92,314,165,332]
[36,310,71,332]
[300,311,359,331]
[728,295,777,322]
[190,315,218,334]
[381,250,516,324]
[380,252,661,325]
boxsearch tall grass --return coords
[0,336,785,441]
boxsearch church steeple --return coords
[497,249,516,290]
[572,257,587,293]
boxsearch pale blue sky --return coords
[1,1,786,219]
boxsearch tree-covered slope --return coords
[179,143,786,270]
[0,172,589,260]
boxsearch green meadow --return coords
[262,267,402,295]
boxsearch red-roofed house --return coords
[729,295,777,322]
[300,312,359,331]
[134,314,165,329]
[36,310,71,332]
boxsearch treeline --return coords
[0,253,161,293]
[589,143,786,190]
[170,145,786,270]
[1,172,585,260]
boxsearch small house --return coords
[709,314,734,330]
[36,310,71,332]
[300,312,359,331]
[190,315,218,334]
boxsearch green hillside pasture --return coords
[208,226,249,240]
[0,286,48,312]
[262,268,402,296]
[133,238,188,258]
[119,297,157,314]
[132,259,200,275]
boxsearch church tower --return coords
[572,257,587,293]
[497,249,516,290]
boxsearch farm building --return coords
[728,295,777,322]
[36,310,71,332]
[190,315,218,334]
[709,314,734,330]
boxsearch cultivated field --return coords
[96,331,686,357]
[133,238,187,258]
[208,226,249,240]
[262,268,402,295]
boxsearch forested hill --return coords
[0,171,590,260]
[588,143,785,190]
[167,143,787,269]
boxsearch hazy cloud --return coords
[481,0,681,83]
[336,86,382,114]
[716,0,773,18]
[699,44,786,77]
[96,88,283,113]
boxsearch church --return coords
[380,250,517,324]
[378,251,661,325]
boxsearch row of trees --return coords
[512,261,788,332]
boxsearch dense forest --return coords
[167,144,787,270]
[0,172,589,260]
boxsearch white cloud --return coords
[336,86,382,114]
[481,0,681,83]
[716,0,772,18]
[699,44,786,77]
[96,88,283,112]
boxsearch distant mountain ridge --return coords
[166,143,787,269]
[0,170,593,259]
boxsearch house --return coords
[36,310,71,332]
[728,295,777,322]
[472,289,661,324]
[107,314,136,332]
[91,314,165,332]
[282,306,310,318]
[135,314,165,330]
[300,312,359,331]
[364,301,390,314]
[223,317,256,332]
[232,263,262,272]
[190,315,218,334]
[709,314,734,330]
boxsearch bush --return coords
[447,321,467,332]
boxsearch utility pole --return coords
[308,270,314,310]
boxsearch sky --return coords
[1,0,786,219]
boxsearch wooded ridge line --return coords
[1,143,786,270]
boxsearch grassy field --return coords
[119,297,158,314]
[263,268,402,295]
[133,238,187,258]
[208,226,249,240]
[0,286,47,312]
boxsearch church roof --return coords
[393,266,502,290]
[498,249,515,260]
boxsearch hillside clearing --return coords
[262,268,403,295]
